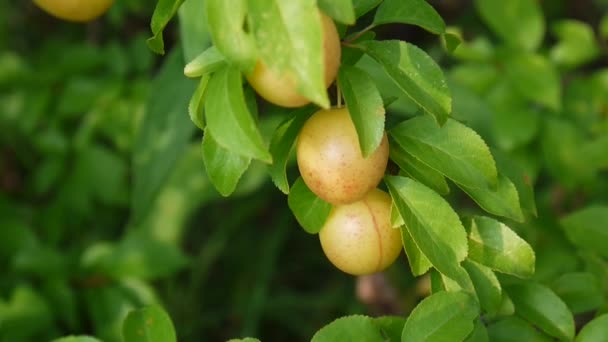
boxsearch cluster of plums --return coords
[35,1,403,275]
[250,11,402,276]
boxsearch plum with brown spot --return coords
[296,107,389,205]
[319,189,402,275]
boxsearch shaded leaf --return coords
[464,319,489,342]
[503,52,561,111]
[312,315,384,342]
[147,0,184,54]
[123,305,176,342]
[492,149,537,217]
[560,206,608,259]
[401,226,432,276]
[51,337,102,342]
[204,66,271,162]
[390,115,497,189]
[402,291,479,341]
[268,106,316,194]
[457,173,524,222]
[464,260,501,315]
[288,177,332,234]
[202,130,251,196]
[353,0,382,18]
[474,0,544,51]
[487,316,552,342]
[178,0,212,61]
[389,142,449,195]
[576,314,608,342]
[184,46,226,78]
[187,75,209,130]
[132,50,196,225]
[507,282,575,341]
[205,0,256,73]
[338,65,385,157]
[386,176,468,285]
[248,0,329,108]
[373,316,405,341]
[362,40,451,124]
[318,0,355,24]
[551,272,603,314]
[374,0,445,34]
[550,20,600,68]
[467,216,535,278]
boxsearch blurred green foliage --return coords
[1,0,608,341]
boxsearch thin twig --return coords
[344,23,376,43]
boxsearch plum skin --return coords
[34,0,114,22]
[296,107,389,205]
[246,11,341,108]
[319,189,402,276]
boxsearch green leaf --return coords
[342,31,376,66]
[486,82,540,151]
[402,291,479,341]
[204,66,271,163]
[205,0,256,73]
[178,0,212,61]
[147,0,184,54]
[463,260,501,315]
[385,176,468,283]
[338,65,385,157]
[361,40,451,125]
[506,282,575,341]
[474,0,544,51]
[494,292,516,318]
[438,267,477,294]
[442,32,462,53]
[390,200,404,228]
[353,0,382,18]
[541,118,594,187]
[401,226,432,276]
[503,52,561,111]
[312,315,384,342]
[467,216,535,278]
[390,139,449,195]
[184,46,226,78]
[373,0,446,34]
[551,272,603,314]
[248,0,329,108]
[464,319,489,342]
[123,305,176,342]
[550,20,599,68]
[390,115,497,189]
[288,177,332,234]
[318,0,355,24]
[268,106,315,194]
[94,234,189,280]
[576,314,608,342]
[202,130,251,196]
[187,75,209,130]
[560,206,608,259]
[0,285,52,341]
[492,149,537,217]
[457,173,524,222]
[227,339,260,342]
[601,14,608,40]
[372,316,406,341]
[132,49,196,226]
[487,316,552,342]
[51,337,101,342]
